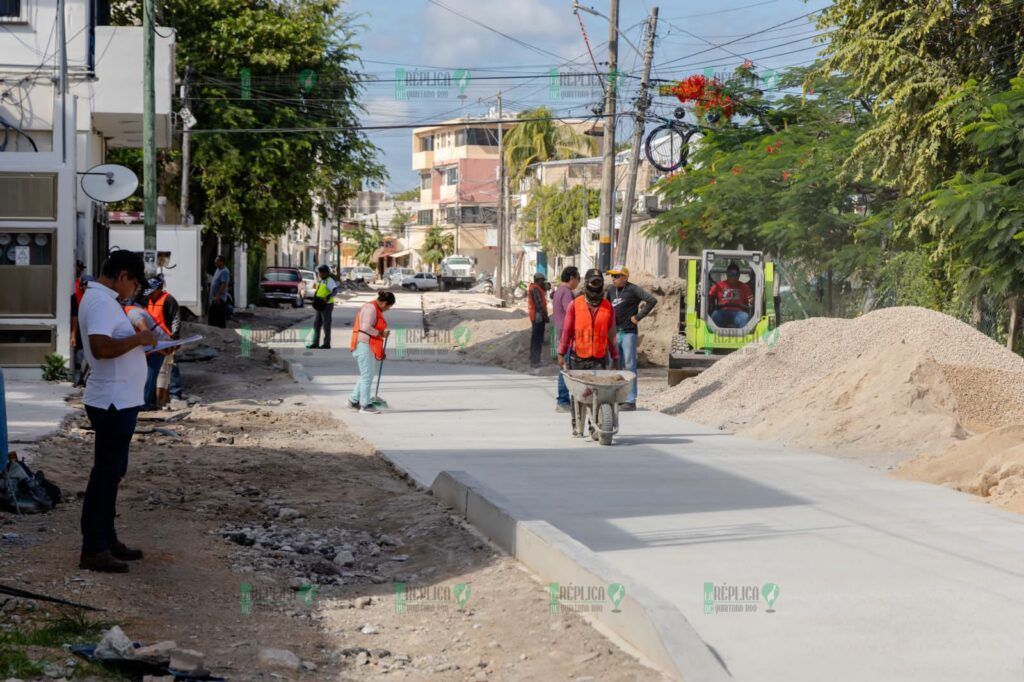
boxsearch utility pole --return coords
[597,0,619,271]
[495,91,505,300]
[615,6,658,266]
[179,66,194,225]
[56,0,68,162]
[142,0,157,263]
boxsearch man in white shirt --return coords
[77,250,156,573]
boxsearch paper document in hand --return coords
[146,334,203,353]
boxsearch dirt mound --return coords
[895,425,1024,513]
[628,273,685,367]
[421,293,541,371]
[743,346,968,454]
[650,306,1024,456]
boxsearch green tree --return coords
[521,185,600,256]
[348,222,382,267]
[389,207,413,232]
[503,107,598,188]
[422,226,455,268]
[920,78,1024,348]
[815,0,1024,197]
[112,0,385,243]
[393,188,419,201]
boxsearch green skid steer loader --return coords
[667,249,780,386]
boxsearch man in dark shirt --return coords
[605,265,657,410]
[527,273,550,368]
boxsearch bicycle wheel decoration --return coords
[645,124,698,173]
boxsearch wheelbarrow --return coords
[561,369,636,446]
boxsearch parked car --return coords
[337,266,355,282]
[401,272,439,291]
[389,268,415,287]
[260,267,305,307]
[299,269,317,298]
[351,266,376,283]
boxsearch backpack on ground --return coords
[1,453,61,514]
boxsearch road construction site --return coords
[270,288,1024,682]
[6,283,1024,681]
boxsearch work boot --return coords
[321,344,331,349]
[619,402,636,411]
[306,343,320,349]
[111,541,144,561]
[79,551,129,573]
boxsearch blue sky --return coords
[344,0,829,192]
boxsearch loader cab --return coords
[700,251,764,336]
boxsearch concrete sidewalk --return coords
[2,368,75,451]
[275,294,1024,682]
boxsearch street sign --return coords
[179,106,197,130]
[241,68,252,100]
[298,69,317,94]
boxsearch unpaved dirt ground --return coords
[0,306,662,681]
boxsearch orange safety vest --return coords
[572,296,614,360]
[350,301,388,360]
[146,290,172,336]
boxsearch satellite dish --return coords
[79,164,139,203]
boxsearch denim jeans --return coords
[617,331,638,404]
[711,309,750,328]
[554,326,570,405]
[169,362,183,398]
[350,343,377,407]
[82,404,140,553]
[144,353,165,409]
[0,369,7,457]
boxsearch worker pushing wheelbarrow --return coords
[556,268,635,446]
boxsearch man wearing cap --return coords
[307,265,339,349]
[77,250,155,573]
[527,272,549,368]
[551,266,580,412]
[708,261,753,329]
[557,269,618,370]
[605,265,657,411]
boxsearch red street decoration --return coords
[731,166,743,176]
[672,74,735,120]
[765,140,783,154]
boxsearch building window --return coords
[0,0,25,22]
[444,206,457,223]
[416,209,433,225]
[455,127,499,147]
[419,173,431,190]
[419,135,434,152]
[0,230,56,317]
[443,166,458,185]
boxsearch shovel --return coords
[370,336,389,409]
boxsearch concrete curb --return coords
[431,470,732,682]
[283,359,311,383]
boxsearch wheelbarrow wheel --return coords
[598,403,614,446]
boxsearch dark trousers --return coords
[144,353,164,409]
[313,304,334,346]
[169,362,183,399]
[81,404,141,554]
[208,300,227,328]
[530,321,546,366]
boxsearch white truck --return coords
[438,255,475,291]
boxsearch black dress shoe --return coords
[79,551,129,573]
[111,541,144,561]
[321,344,331,349]
[306,343,320,349]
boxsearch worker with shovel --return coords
[349,291,396,414]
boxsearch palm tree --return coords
[503,106,598,189]
[422,226,455,269]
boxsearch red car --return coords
[260,267,306,308]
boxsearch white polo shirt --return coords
[79,282,147,410]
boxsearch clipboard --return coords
[144,334,203,354]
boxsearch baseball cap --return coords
[606,264,629,277]
[583,268,604,284]
[142,274,165,296]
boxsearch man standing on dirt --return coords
[551,266,580,411]
[208,254,229,328]
[145,275,180,407]
[307,265,339,349]
[605,265,657,411]
[528,273,549,368]
[77,250,155,573]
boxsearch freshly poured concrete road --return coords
[275,294,1024,682]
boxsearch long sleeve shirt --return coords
[558,300,619,362]
[551,284,575,330]
[606,282,658,333]
[356,302,382,341]
[528,283,549,323]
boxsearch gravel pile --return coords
[649,306,1024,455]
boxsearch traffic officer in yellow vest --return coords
[307,265,340,349]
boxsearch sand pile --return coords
[895,425,1024,513]
[421,293,541,372]
[650,306,1024,455]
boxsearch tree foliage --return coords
[347,223,382,267]
[502,107,598,188]
[112,0,386,243]
[422,226,455,267]
[393,188,419,201]
[521,185,600,256]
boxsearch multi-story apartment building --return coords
[0,0,175,365]
[411,117,502,274]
